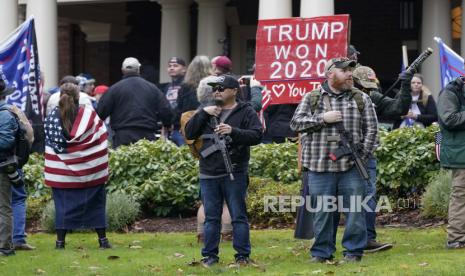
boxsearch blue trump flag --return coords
[0,17,44,152]
[436,37,465,88]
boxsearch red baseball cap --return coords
[93,85,109,95]
[212,56,232,71]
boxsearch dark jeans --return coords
[11,182,27,245]
[200,172,250,258]
[333,158,377,242]
[309,167,367,259]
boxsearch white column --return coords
[26,0,58,89]
[258,0,292,19]
[421,0,451,96]
[157,0,192,83]
[0,0,18,42]
[300,0,334,17]
[196,0,226,57]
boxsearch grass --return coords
[1,227,462,275]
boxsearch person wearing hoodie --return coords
[185,75,262,267]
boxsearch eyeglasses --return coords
[213,86,226,92]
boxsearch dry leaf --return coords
[312,269,322,274]
[268,245,279,249]
[174,253,185,258]
[88,266,100,270]
[187,259,200,266]
[129,245,142,249]
[35,269,46,275]
[418,262,429,267]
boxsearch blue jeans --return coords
[309,167,367,258]
[332,158,377,243]
[169,130,185,146]
[11,175,27,245]
[200,172,250,258]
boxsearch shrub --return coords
[40,200,55,233]
[375,125,440,197]
[106,139,199,216]
[23,153,49,198]
[250,142,299,183]
[40,193,141,233]
[247,177,301,226]
[106,192,140,231]
[26,195,50,221]
[421,170,452,218]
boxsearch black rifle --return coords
[200,116,235,180]
[328,123,369,180]
[379,48,433,102]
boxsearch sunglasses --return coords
[213,86,226,92]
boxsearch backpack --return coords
[309,88,365,114]
[0,107,32,168]
[180,110,202,159]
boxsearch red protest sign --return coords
[255,15,350,106]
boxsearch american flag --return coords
[44,106,108,188]
[435,131,442,162]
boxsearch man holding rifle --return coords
[290,57,378,262]
[185,75,262,267]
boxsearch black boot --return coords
[98,238,112,249]
[55,240,65,250]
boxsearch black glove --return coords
[398,70,414,81]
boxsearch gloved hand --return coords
[323,111,342,123]
[398,70,414,81]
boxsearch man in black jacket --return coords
[185,75,262,267]
[97,57,173,148]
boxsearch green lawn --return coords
[1,227,462,275]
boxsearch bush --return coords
[23,153,49,198]
[250,142,299,183]
[40,193,140,233]
[421,170,452,218]
[247,177,301,226]
[26,195,50,221]
[40,200,55,233]
[375,125,440,197]
[106,192,140,231]
[106,139,199,216]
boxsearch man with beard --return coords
[290,57,378,263]
[184,75,262,267]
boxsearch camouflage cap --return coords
[353,66,378,89]
[325,57,357,73]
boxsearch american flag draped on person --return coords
[44,105,109,188]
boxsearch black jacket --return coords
[97,73,172,131]
[185,102,263,176]
[264,104,297,139]
[175,83,200,128]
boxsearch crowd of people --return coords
[5,42,465,269]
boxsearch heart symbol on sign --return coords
[272,84,286,98]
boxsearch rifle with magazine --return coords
[329,122,369,180]
[200,116,235,181]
